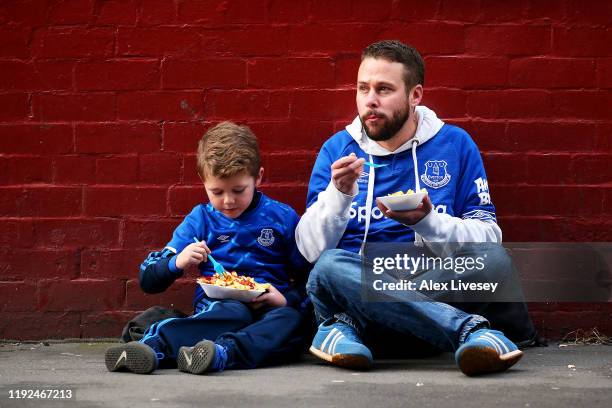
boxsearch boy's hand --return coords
[249,285,287,310]
[175,241,211,270]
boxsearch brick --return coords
[571,155,612,184]
[53,155,96,184]
[0,156,52,185]
[426,57,508,88]
[268,0,310,23]
[31,60,75,91]
[259,184,307,214]
[162,59,246,89]
[466,25,550,56]
[95,156,139,184]
[482,153,527,184]
[81,311,135,338]
[0,0,47,27]
[94,0,138,25]
[139,0,177,25]
[423,89,467,119]
[552,90,612,120]
[38,279,125,312]
[0,124,73,154]
[291,90,355,121]
[75,123,160,154]
[125,278,194,312]
[81,249,148,279]
[335,55,361,87]
[565,0,612,25]
[509,122,602,152]
[0,282,37,311]
[47,0,94,24]
[85,186,167,216]
[509,58,596,88]
[497,216,567,242]
[0,248,80,281]
[34,27,114,58]
[248,58,335,89]
[206,26,289,56]
[0,26,31,59]
[182,154,202,185]
[117,91,204,121]
[451,120,512,152]
[265,152,317,184]
[250,120,335,151]
[553,27,612,57]
[0,93,29,121]
[204,90,291,120]
[381,23,466,55]
[479,0,525,22]
[523,0,566,22]
[177,0,266,24]
[567,219,612,241]
[352,0,393,21]
[0,186,82,217]
[390,0,439,20]
[0,220,34,248]
[117,27,204,57]
[32,218,120,249]
[307,0,351,22]
[162,121,207,152]
[75,60,160,91]
[467,90,552,119]
[288,24,376,54]
[525,154,573,184]
[32,93,115,121]
[597,58,612,88]
[123,219,180,249]
[0,312,81,340]
[168,186,206,216]
[139,153,182,184]
[437,0,482,22]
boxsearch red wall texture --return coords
[1,0,611,340]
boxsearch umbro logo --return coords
[217,235,230,243]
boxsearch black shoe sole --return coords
[105,342,157,374]
[177,340,216,375]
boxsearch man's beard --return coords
[360,107,410,142]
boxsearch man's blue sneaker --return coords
[309,319,373,370]
[177,340,228,375]
[105,341,159,374]
[455,329,523,376]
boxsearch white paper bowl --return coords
[198,281,265,302]
[376,192,428,212]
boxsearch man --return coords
[296,40,536,376]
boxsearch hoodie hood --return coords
[345,105,444,156]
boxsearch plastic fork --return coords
[193,237,226,276]
[363,161,388,168]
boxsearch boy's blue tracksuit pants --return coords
[139,294,306,370]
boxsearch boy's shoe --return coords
[455,329,523,376]
[177,340,228,375]
[105,342,158,374]
[309,319,373,370]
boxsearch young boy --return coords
[105,121,309,375]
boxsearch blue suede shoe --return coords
[309,319,373,370]
[455,329,523,376]
[177,340,228,375]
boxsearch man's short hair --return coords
[197,121,261,180]
[362,40,425,90]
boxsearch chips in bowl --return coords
[197,272,270,302]
[376,188,428,211]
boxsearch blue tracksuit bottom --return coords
[139,295,306,370]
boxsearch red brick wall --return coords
[1,0,611,340]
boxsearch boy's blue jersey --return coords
[307,123,497,254]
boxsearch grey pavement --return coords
[0,341,611,408]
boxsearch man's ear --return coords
[409,84,423,108]
[256,167,264,187]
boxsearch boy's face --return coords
[203,168,264,219]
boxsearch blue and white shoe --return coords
[309,319,373,370]
[455,329,523,376]
[177,340,228,375]
[105,342,159,374]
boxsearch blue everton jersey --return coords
[166,192,307,298]
[307,124,497,253]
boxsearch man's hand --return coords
[249,285,287,310]
[175,241,211,270]
[376,194,433,226]
[331,153,365,195]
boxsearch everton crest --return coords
[257,228,275,247]
[420,160,451,189]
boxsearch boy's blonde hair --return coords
[197,121,261,180]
